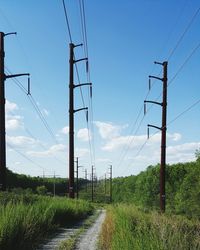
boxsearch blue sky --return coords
[1,0,200,178]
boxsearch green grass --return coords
[99,204,200,250]
[0,193,93,250]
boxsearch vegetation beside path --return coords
[99,204,200,250]
[0,193,93,250]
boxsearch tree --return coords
[36,185,48,195]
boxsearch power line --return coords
[28,94,59,144]
[5,67,59,144]
[79,0,96,167]
[7,142,45,171]
[168,98,200,126]
[167,6,200,60]
[24,127,66,166]
[168,41,200,86]
[121,97,200,176]
[62,0,73,43]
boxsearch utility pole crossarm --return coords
[148,124,162,131]
[74,57,88,63]
[6,73,30,79]
[74,82,92,88]
[144,100,163,106]
[74,107,88,113]
[149,75,163,81]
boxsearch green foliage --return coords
[36,185,48,195]
[112,160,200,218]
[99,205,200,250]
[0,194,93,250]
[6,169,87,196]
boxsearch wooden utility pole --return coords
[160,61,167,212]
[145,61,168,213]
[109,165,112,203]
[68,43,90,198]
[104,173,106,201]
[0,32,29,191]
[75,157,83,199]
[91,165,94,202]
[69,43,75,198]
[0,32,6,191]
[84,169,87,192]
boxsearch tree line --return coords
[112,153,200,218]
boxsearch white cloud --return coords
[5,100,23,130]
[77,128,91,142]
[61,126,69,135]
[5,100,18,113]
[27,144,67,157]
[7,135,36,147]
[167,133,182,142]
[42,108,49,116]
[75,148,89,157]
[100,130,183,153]
[97,158,111,163]
[6,117,21,130]
[166,142,200,163]
[94,121,123,139]
[102,134,147,152]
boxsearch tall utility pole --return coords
[68,43,91,198]
[144,61,168,213]
[109,165,112,203]
[0,32,29,191]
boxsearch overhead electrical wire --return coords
[7,142,45,172]
[5,67,59,145]
[167,6,200,61]
[62,0,95,169]
[117,5,200,175]
[79,0,96,167]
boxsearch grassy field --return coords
[0,192,93,250]
[99,204,200,250]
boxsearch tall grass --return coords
[0,194,93,250]
[99,204,200,250]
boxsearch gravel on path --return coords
[75,210,106,250]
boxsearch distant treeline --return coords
[6,169,87,196]
[112,156,200,218]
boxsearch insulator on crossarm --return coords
[90,85,92,98]
[149,78,151,91]
[147,126,150,139]
[144,102,146,115]
[86,110,88,122]
[86,60,89,73]
[27,77,30,95]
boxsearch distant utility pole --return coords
[84,169,87,192]
[104,173,107,202]
[109,165,112,203]
[75,157,84,199]
[91,165,94,202]
[42,172,59,196]
[144,61,168,213]
[0,32,30,191]
[68,43,91,198]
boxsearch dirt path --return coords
[37,210,106,250]
[75,210,106,250]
